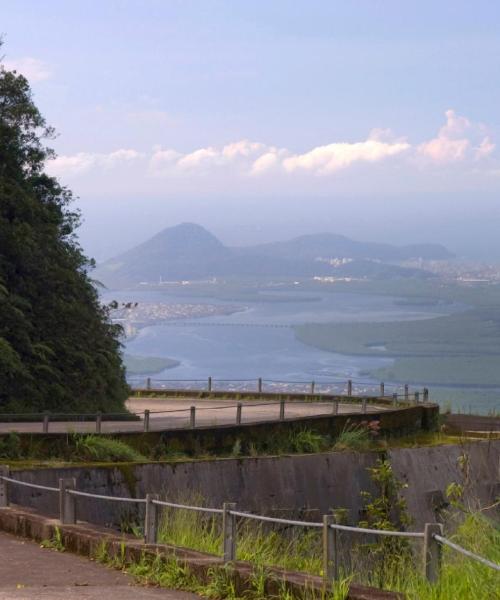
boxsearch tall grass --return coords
[71,434,146,462]
[156,499,499,599]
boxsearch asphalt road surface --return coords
[0,531,198,599]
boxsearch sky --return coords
[2,0,500,261]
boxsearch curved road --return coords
[0,398,388,434]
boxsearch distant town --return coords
[111,301,244,337]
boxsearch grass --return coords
[71,434,146,462]
[123,354,180,375]
[118,496,500,599]
[1,426,471,465]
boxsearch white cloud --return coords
[418,109,493,164]
[282,139,410,175]
[475,136,495,160]
[47,110,496,183]
[2,57,52,82]
[48,149,143,176]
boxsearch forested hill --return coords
[0,50,128,414]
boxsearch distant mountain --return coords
[94,223,450,289]
[246,232,453,261]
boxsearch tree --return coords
[0,44,129,413]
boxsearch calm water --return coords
[105,289,459,385]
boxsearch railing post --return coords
[143,409,150,432]
[404,384,409,401]
[362,398,367,414]
[323,514,338,583]
[311,381,315,395]
[0,466,9,508]
[236,403,242,425]
[279,399,285,421]
[144,493,159,544]
[392,393,398,406]
[146,377,151,390]
[43,412,50,434]
[208,376,212,392]
[380,382,385,397]
[423,387,429,402]
[222,502,237,562]
[332,400,339,415]
[190,406,196,428]
[423,523,443,583]
[347,379,352,397]
[257,378,262,394]
[95,412,102,434]
[59,477,77,525]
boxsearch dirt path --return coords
[0,531,198,599]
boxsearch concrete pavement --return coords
[0,397,387,434]
[0,531,198,599]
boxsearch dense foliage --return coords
[0,49,128,413]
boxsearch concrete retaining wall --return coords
[6,440,498,531]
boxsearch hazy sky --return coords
[2,1,500,260]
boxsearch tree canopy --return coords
[0,46,129,413]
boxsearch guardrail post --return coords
[143,409,150,432]
[190,406,196,428]
[414,391,420,404]
[392,393,398,406]
[423,523,443,583]
[257,378,262,394]
[311,381,315,394]
[362,398,367,414]
[95,412,102,434]
[146,377,151,390]
[59,478,77,525]
[423,387,429,402]
[404,384,409,401]
[332,400,339,415]
[323,514,338,583]
[279,399,285,421]
[208,376,212,392]
[0,466,9,507]
[380,382,385,397]
[144,493,160,544]
[347,379,352,397]
[43,412,50,434]
[236,403,242,425]
[222,502,237,562]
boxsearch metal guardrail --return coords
[0,383,429,433]
[128,376,428,400]
[1,466,497,585]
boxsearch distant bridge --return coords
[156,321,292,329]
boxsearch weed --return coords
[0,432,22,459]
[71,434,146,462]
[333,422,372,451]
[40,526,65,552]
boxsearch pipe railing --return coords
[131,376,428,399]
[1,466,497,585]
[0,386,429,433]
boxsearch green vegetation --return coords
[71,434,146,462]
[106,465,499,599]
[123,354,180,375]
[40,526,65,552]
[0,46,128,414]
[294,281,500,414]
[0,425,469,464]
